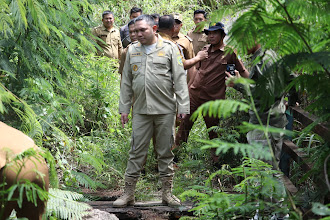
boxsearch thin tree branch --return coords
[324,154,330,191]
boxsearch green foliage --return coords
[104,0,207,34]
[46,188,91,220]
[212,0,329,116]
[201,138,272,161]
[312,202,330,217]
[0,0,328,219]
[181,158,289,219]
[70,171,106,190]
[191,99,250,121]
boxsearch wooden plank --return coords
[282,140,329,193]
[87,201,194,219]
[282,140,312,172]
[281,174,298,194]
[290,106,330,142]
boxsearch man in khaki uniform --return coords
[187,9,208,55]
[114,15,189,208]
[92,11,122,59]
[0,121,49,220]
[172,13,195,61]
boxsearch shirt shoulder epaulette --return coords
[162,39,175,45]
[92,25,102,31]
[128,41,140,51]
[130,41,138,46]
[163,39,180,49]
[185,35,193,42]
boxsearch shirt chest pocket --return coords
[153,57,170,76]
[130,56,142,75]
[99,34,108,44]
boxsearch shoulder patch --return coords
[158,51,165,56]
[177,56,183,66]
[162,39,173,44]
[185,35,193,42]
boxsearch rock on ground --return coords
[82,209,119,220]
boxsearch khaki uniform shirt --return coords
[118,44,130,75]
[119,35,190,115]
[158,32,185,61]
[187,28,208,55]
[92,25,122,59]
[172,33,195,60]
[190,44,247,101]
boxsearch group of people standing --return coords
[92,7,288,208]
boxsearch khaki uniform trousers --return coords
[125,113,176,178]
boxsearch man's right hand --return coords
[196,50,208,62]
[121,113,129,128]
[225,70,239,87]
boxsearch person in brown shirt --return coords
[172,13,195,60]
[187,9,208,55]
[118,19,138,76]
[92,11,122,59]
[175,22,249,163]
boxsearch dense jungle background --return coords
[0,0,329,219]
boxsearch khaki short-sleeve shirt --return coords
[92,25,122,59]
[187,28,208,55]
[172,33,195,60]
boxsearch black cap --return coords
[204,22,226,35]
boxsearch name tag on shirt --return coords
[131,52,142,57]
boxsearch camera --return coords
[226,64,236,76]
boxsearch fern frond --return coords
[71,171,106,190]
[199,139,272,161]
[0,84,16,114]
[192,99,250,121]
[9,0,28,30]
[12,104,43,145]
[0,1,13,38]
[79,152,106,174]
[238,121,294,136]
[46,188,91,220]
[27,0,49,35]
[6,180,48,209]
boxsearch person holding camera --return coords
[225,43,290,169]
[174,22,249,164]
